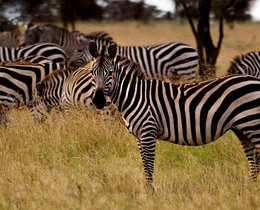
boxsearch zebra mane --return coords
[85,31,114,42]
[115,55,145,80]
[43,23,71,34]
[227,54,246,75]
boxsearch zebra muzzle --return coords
[93,88,106,109]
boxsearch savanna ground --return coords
[1,20,260,209]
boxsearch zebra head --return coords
[227,54,251,75]
[69,35,93,67]
[90,41,117,109]
[23,23,43,46]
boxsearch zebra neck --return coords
[110,70,140,113]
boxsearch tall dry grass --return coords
[2,20,260,209]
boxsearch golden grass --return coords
[3,20,260,209]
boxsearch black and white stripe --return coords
[0,62,65,107]
[30,67,113,121]
[0,43,67,64]
[23,23,79,59]
[0,55,53,66]
[71,35,199,83]
[23,23,114,60]
[29,68,74,120]
[90,43,260,186]
[228,52,260,77]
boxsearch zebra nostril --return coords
[93,89,106,109]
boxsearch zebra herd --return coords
[1,23,260,188]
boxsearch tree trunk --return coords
[197,0,220,76]
[179,0,236,78]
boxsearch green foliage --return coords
[0,16,19,32]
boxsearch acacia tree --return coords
[178,0,243,76]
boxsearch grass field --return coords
[2,20,260,209]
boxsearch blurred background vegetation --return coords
[0,0,256,74]
[0,0,255,31]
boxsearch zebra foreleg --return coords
[136,114,158,190]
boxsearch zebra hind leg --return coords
[232,128,259,181]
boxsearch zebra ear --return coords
[89,41,99,58]
[107,43,117,60]
[26,22,34,29]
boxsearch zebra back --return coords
[0,43,67,64]
[71,36,199,83]
[0,62,66,107]
[0,55,53,66]
[24,23,77,59]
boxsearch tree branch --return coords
[217,0,237,49]
[178,0,197,39]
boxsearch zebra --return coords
[227,52,260,78]
[29,68,74,120]
[0,30,21,48]
[0,43,67,64]
[0,62,66,108]
[23,22,114,60]
[23,23,79,59]
[70,35,199,83]
[30,67,114,121]
[90,42,260,188]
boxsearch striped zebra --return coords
[30,67,114,121]
[0,43,67,64]
[70,35,199,83]
[90,42,260,187]
[0,30,21,48]
[227,52,260,77]
[29,68,74,120]
[23,23,79,59]
[0,62,66,107]
[23,22,114,60]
